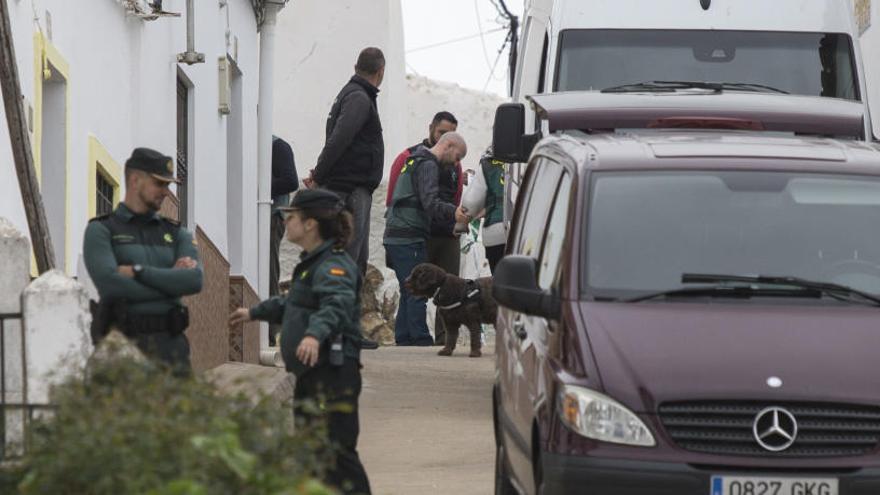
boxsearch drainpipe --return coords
[177,0,205,64]
[257,0,287,366]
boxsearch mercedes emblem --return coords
[753,407,798,452]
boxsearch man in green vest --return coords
[83,147,203,375]
[384,132,470,346]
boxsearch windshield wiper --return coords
[621,273,880,306]
[601,80,723,93]
[601,80,789,95]
[681,273,880,306]
[621,284,820,303]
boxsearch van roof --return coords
[553,0,856,35]
[543,131,880,175]
[529,91,866,138]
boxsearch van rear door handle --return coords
[513,316,527,340]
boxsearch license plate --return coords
[711,475,838,495]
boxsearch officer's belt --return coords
[124,313,173,334]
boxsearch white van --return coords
[507,0,873,213]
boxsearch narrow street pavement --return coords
[358,346,496,495]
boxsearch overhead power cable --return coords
[474,0,494,72]
[405,27,506,54]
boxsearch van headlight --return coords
[558,385,655,447]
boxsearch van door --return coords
[507,16,550,223]
[499,155,565,483]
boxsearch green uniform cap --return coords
[280,189,344,212]
[126,147,180,183]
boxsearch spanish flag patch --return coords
[329,267,347,277]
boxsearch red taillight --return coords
[647,117,765,130]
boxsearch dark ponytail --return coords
[299,207,354,250]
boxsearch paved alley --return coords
[358,346,496,495]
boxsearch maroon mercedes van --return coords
[490,93,880,495]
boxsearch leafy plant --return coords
[1,359,334,495]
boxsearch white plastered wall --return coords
[272,0,408,183]
[0,0,262,286]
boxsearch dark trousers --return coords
[426,236,460,346]
[485,244,506,274]
[331,187,372,275]
[130,331,192,377]
[294,360,371,495]
[385,242,433,346]
[270,211,285,296]
[269,211,286,346]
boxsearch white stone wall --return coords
[0,0,261,285]
[273,0,408,183]
[1,218,91,454]
[404,74,505,171]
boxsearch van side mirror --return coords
[492,255,561,319]
[493,103,540,163]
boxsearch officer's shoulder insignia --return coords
[300,270,310,280]
[88,214,111,224]
[328,267,347,277]
[163,233,174,244]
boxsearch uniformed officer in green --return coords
[83,147,203,375]
[479,147,508,273]
[229,189,371,495]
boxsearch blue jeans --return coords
[385,242,433,346]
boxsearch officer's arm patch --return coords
[329,267,347,277]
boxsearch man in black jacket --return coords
[269,135,298,345]
[306,47,385,276]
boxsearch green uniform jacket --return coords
[384,148,456,245]
[249,239,362,376]
[83,203,203,315]
[482,156,505,227]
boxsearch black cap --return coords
[125,147,179,183]
[281,189,344,212]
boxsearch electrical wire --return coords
[405,27,506,53]
[474,0,494,72]
[483,30,512,91]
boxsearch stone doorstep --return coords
[203,362,294,406]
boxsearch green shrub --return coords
[1,360,334,495]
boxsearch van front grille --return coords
[658,401,880,457]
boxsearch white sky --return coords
[402,0,525,97]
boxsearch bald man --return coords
[384,133,470,346]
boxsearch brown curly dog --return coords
[405,263,497,357]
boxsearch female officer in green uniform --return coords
[230,189,371,494]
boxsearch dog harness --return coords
[432,280,483,310]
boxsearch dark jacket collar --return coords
[114,202,160,223]
[350,75,380,98]
[299,239,337,264]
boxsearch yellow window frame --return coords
[87,135,121,219]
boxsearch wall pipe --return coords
[257,0,287,366]
[177,0,204,65]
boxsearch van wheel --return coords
[495,443,518,495]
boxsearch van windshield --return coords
[557,30,858,100]
[586,172,880,299]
